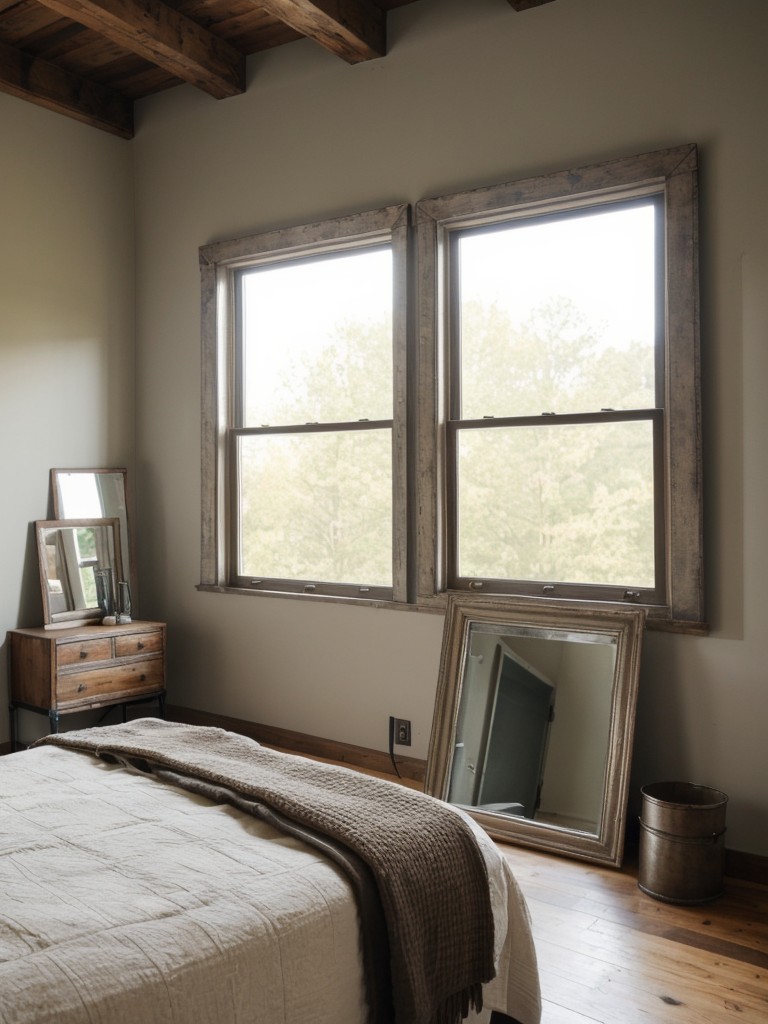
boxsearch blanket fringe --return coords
[432,982,484,1024]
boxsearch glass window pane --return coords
[456,421,655,587]
[240,247,393,426]
[457,203,657,419]
[238,430,392,586]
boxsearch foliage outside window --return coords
[415,145,703,626]
[199,205,409,601]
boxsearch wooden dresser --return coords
[8,621,166,750]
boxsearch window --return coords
[201,146,703,626]
[416,145,703,625]
[450,199,663,599]
[200,205,409,601]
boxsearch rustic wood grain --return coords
[0,0,415,134]
[34,0,245,97]
[0,33,133,136]
[500,843,768,1023]
[257,0,385,63]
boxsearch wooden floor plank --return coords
[536,932,767,1021]
[498,843,768,1024]
[536,937,767,1023]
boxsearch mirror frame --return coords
[36,517,124,628]
[425,595,646,867]
[50,468,136,607]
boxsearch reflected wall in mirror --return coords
[425,596,645,866]
[36,518,123,628]
[51,468,135,607]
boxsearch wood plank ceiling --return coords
[0,0,556,138]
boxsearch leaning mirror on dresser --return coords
[51,468,136,605]
[35,518,124,628]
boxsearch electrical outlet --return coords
[393,717,411,746]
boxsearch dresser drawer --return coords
[57,637,113,667]
[114,630,163,658]
[57,659,165,706]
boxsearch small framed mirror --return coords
[51,468,135,606]
[425,596,645,866]
[36,518,123,628]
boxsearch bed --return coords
[0,719,540,1024]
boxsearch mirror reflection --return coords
[51,468,135,604]
[450,624,617,835]
[426,596,645,866]
[36,518,123,627]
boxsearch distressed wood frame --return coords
[415,144,703,626]
[199,204,410,603]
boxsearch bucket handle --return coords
[639,819,727,845]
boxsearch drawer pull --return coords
[139,674,146,682]
[77,683,87,692]
[79,650,88,659]
[137,642,145,650]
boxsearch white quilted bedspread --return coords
[0,745,540,1024]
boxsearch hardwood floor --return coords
[497,842,768,1024]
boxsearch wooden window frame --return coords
[199,204,410,604]
[415,145,704,627]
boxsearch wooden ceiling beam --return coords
[0,36,133,137]
[257,0,386,64]
[33,0,245,98]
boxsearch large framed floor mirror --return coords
[425,596,645,866]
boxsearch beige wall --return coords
[2,0,765,856]
[131,0,768,855]
[0,95,135,737]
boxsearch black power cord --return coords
[388,715,402,779]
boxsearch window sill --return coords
[195,583,441,615]
[196,584,707,634]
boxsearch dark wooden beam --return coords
[508,0,557,10]
[0,37,133,138]
[258,0,386,63]
[34,0,245,99]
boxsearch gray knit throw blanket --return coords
[36,720,496,1024]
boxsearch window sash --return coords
[447,195,665,418]
[444,194,665,600]
[229,422,395,599]
[233,244,394,429]
[446,409,666,604]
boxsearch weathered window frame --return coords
[415,145,703,627]
[199,204,410,603]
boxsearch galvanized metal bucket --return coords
[638,781,728,904]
